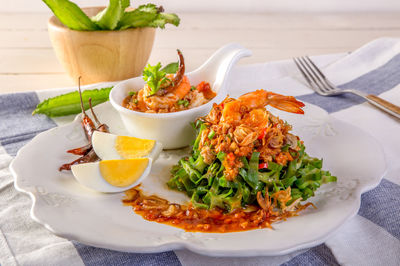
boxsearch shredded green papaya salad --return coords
[167,91,337,213]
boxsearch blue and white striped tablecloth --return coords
[1,38,399,266]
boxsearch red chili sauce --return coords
[122,188,314,233]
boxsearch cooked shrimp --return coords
[142,75,191,111]
[241,109,269,129]
[222,90,305,125]
[156,49,185,96]
[197,90,304,179]
[122,50,216,113]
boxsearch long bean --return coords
[32,87,113,117]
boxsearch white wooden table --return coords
[1,12,400,93]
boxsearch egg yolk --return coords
[115,136,155,159]
[99,158,149,187]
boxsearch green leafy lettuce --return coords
[43,0,180,31]
[148,12,180,29]
[167,120,337,212]
[91,0,130,30]
[118,4,159,30]
[43,0,99,31]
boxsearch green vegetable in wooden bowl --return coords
[43,0,180,84]
[43,0,180,31]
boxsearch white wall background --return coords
[2,0,400,13]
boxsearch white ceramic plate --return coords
[11,101,386,257]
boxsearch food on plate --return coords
[57,79,157,192]
[123,185,312,233]
[72,158,152,192]
[122,50,216,113]
[168,90,336,210]
[33,86,113,117]
[43,0,180,31]
[92,131,162,161]
[60,81,110,171]
[124,90,336,232]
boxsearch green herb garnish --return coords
[43,0,180,31]
[161,62,179,74]
[208,130,216,139]
[142,62,171,96]
[177,99,189,107]
[190,86,197,91]
[32,87,113,117]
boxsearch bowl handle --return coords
[194,43,252,95]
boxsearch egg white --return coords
[71,158,152,193]
[92,131,163,161]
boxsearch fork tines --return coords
[293,56,336,95]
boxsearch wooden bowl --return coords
[48,7,156,85]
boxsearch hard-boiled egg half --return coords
[91,131,162,161]
[71,132,162,193]
[71,158,152,193]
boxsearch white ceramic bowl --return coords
[110,43,252,149]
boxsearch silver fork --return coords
[294,56,400,119]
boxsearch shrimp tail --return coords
[267,93,305,114]
[157,49,185,96]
